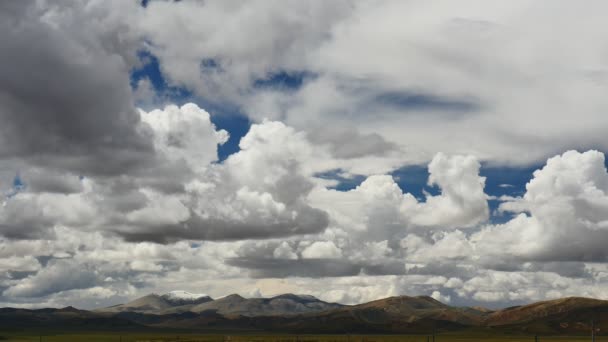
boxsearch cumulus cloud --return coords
[405,153,489,228]
[224,153,487,278]
[431,290,451,303]
[273,242,298,260]
[309,153,488,238]
[473,150,608,262]
[301,241,343,259]
[113,117,329,243]
[140,103,229,170]
[0,183,97,239]
[0,104,328,243]
[4,0,608,310]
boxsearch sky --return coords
[2,0,608,310]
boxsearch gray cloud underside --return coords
[227,258,408,278]
[114,209,329,243]
[0,1,154,175]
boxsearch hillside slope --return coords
[10,294,608,334]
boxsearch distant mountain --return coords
[262,295,485,334]
[99,292,343,317]
[96,291,213,314]
[8,294,608,334]
[188,293,344,316]
[485,297,608,334]
[348,295,485,324]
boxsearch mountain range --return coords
[2,292,608,334]
[95,292,342,316]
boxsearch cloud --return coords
[226,258,361,279]
[3,259,98,298]
[473,150,608,262]
[4,100,608,308]
[137,0,352,103]
[0,1,153,175]
[222,152,488,278]
[111,117,329,243]
[132,0,608,170]
[0,104,329,243]
[5,1,608,310]
[431,290,451,303]
[0,185,97,239]
[273,242,298,260]
[308,153,488,239]
[405,153,488,228]
[302,241,343,259]
[0,256,40,274]
[306,126,398,159]
[140,103,229,170]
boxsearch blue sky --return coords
[131,51,252,161]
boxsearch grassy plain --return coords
[0,332,601,342]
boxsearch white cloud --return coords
[130,260,163,272]
[309,153,488,242]
[405,153,488,228]
[301,241,343,259]
[473,150,608,261]
[445,277,464,289]
[431,290,451,303]
[140,103,228,170]
[125,189,190,227]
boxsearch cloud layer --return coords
[135,0,608,167]
[2,0,608,310]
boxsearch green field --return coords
[0,333,602,342]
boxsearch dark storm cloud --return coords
[227,257,408,278]
[22,169,83,194]
[113,206,330,243]
[0,217,57,240]
[227,258,361,278]
[373,91,480,113]
[0,1,154,175]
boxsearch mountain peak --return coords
[415,295,446,304]
[221,293,245,301]
[272,293,321,302]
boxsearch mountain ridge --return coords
[96,291,343,316]
[5,294,608,334]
